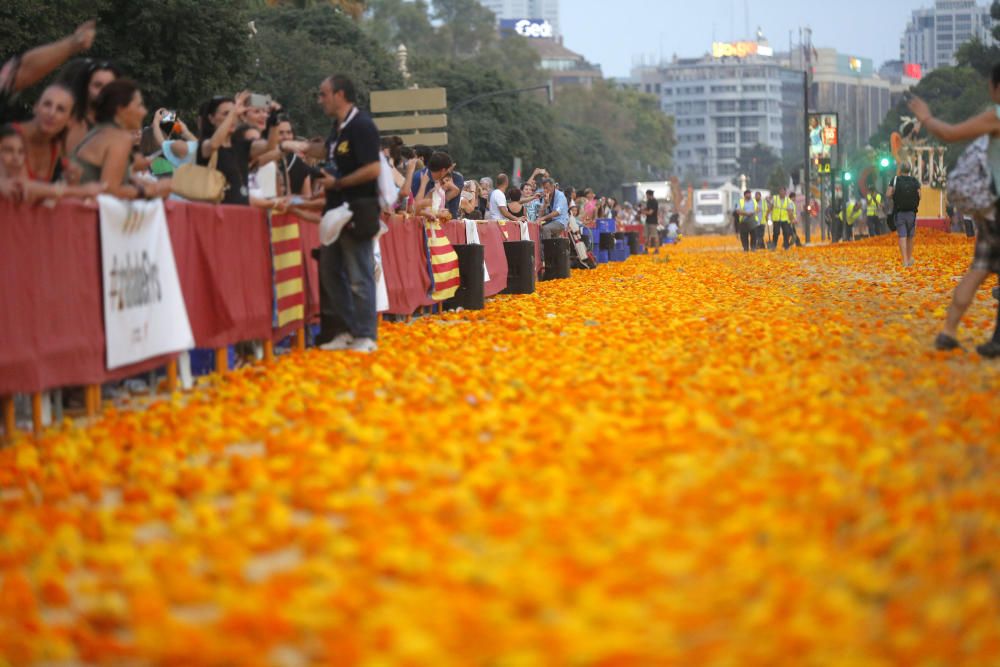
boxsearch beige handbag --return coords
[171,149,227,203]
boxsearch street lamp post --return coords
[802,69,811,244]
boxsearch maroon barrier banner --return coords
[0,199,273,395]
[166,202,273,349]
[299,221,322,322]
[0,203,539,395]
[379,216,435,316]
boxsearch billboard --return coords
[836,54,874,77]
[903,63,923,80]
[809,113,838,159]
[712,41,774,58]
[500,18,554,39]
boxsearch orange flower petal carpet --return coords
[2,231,999,666]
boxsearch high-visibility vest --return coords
[771,197,792,222]
[866,193,882,216]
[845,201,862,225]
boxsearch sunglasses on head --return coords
[86,59,115,74]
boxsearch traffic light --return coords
[843,171,853,182]
[879,157,891,169]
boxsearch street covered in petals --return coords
[2,232,999,666]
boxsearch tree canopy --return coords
[869,66,990,168]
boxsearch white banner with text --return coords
[98,195,194,370]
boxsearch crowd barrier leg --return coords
[31,393,43,435]
[263,340,275,363]
[166,360,178,392]
[85,385,100,417]
[2,396,14,439]
[295,328,306,351]
[215,348,228,375]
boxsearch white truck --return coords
[693,185,772,234]
[692,186,739,234]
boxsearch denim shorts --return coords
[895,211,917,238]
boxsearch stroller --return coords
[567,217,597,269]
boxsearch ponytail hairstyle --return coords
[198,95,234,140]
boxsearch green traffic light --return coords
[844,172,852,181]
[880,158,891,168]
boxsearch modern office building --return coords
[785,48,894,153]
[901,0,994,73]
[478,0,561,39]
[628,40,803,186]
[879,60,925,105]
[527,38,602,89]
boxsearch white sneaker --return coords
[319,333,353,351]
[347,337,377,353]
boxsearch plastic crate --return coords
[609,246,629,262]
[188,346,236,376]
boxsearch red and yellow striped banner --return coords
[271,215,305,328]
[425,220,460,302]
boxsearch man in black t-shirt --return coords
[299,75,383,353]
[886,162,922,268]
[642,189,660,254]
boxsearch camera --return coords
[159,110,178,136]
[249,93,273,109]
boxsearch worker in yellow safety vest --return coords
[753,191,767,249]
[865,191,883,237]
[769,186,799,250]
[843,197,862,241]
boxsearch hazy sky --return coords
[559,0,929,79]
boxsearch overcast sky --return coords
[559,0,929,79]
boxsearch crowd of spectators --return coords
[0,19,672,365]
[0,23,649,238]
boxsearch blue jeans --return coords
[319,231,377,342]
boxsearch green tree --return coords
[250,5,403,136]
[954,38,1000,79]
[249,5,402,94]
[551,81,674,182]
[410,58,556,180]
[431,0,499,59]
[766,165,789,193]
[364,0,437,54]
[870,66,989,167]
[738,144,781,189]
[250,0,366,19]
[0,0,251,122]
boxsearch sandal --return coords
[934,333,963,351]
[975,340,1000,359]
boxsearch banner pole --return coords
[31,393,43,435]
[1,396,14,439]
[166,359,178,392]
[215,348,228,375]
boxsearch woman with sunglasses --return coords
[59,58,121,154]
